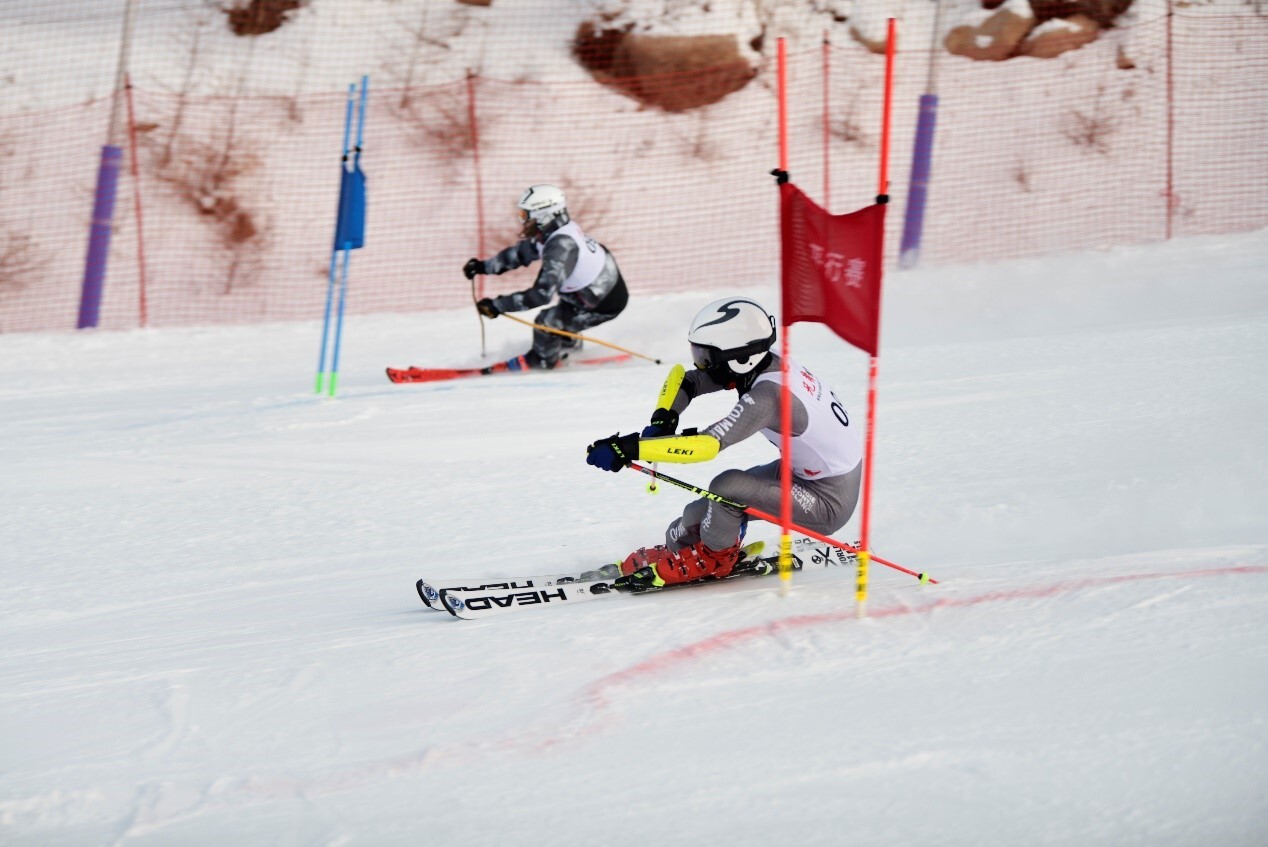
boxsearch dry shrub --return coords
[0,232,47,299]
[380,5,476,164]
[140,11,273,293]
[1060,83,1120,154]
[394,83,475,161]
[143,114,271,293]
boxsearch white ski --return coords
[434,540,857,621]
[439,578,622,619]
[416,566,619,610]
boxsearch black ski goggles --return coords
[690,337,772,372]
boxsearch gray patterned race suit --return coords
[483,222,628,366]
[663,354,862,552]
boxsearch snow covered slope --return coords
[1,230,1266,844]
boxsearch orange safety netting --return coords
[0,10,1264,333]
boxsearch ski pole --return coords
[498,312,661,364]
[472,278,486,358]
[626,462,935,585]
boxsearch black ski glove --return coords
[771,168,789,185]
[463,258,484,279]
[586,432,640,473]
[641,407,679,438]
[476,298,500,319]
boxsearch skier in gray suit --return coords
[586,297,862,587]
[464,184,628,370]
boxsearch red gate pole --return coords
[856,18,898,612]
[776,37,797,587]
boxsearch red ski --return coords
[386,353,632,384]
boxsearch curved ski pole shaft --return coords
[625,462,935,585]
[499,312,660,363]
[472,278,486,357]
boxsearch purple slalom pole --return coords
[78,0,139,329]
[77,145,124,329]
[898,94,938,269]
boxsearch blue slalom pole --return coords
[328,247,353,397]
[324,76,369,398]
[316,84,357,393]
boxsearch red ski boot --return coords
[616,540,743,590]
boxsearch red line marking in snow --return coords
[580,564,1268,710]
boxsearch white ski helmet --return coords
[687,297,777,378]
[517,184,569,238]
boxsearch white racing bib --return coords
[755,360,861,479]
[538,220,606,293]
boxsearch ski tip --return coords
[436,589,463,618]
[416,578,436,608]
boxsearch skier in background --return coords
[464,184,629,370]
[584,297,862,588]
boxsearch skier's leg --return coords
[695,468,760,551]
[712,460,862,541]
[552,298,624,357]
[621,462,860,588]
[665,498,709,551]
[527,305,567,368]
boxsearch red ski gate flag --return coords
[779,182,886,356]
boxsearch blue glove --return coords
[641,407,679,438]
[586,432,640,472]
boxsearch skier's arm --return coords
[703,380,805,450]
[631,375,802,466]
[638,433,720,464]
[643,365,686,437]
[482,240,538,275]
[629,388,778,466]
[490,235,579,314]
[672,368,729,412]
[587,375,805,473]
[586,431,718,472]
[643,365,729,436]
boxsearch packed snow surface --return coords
[2,230,1267,845]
